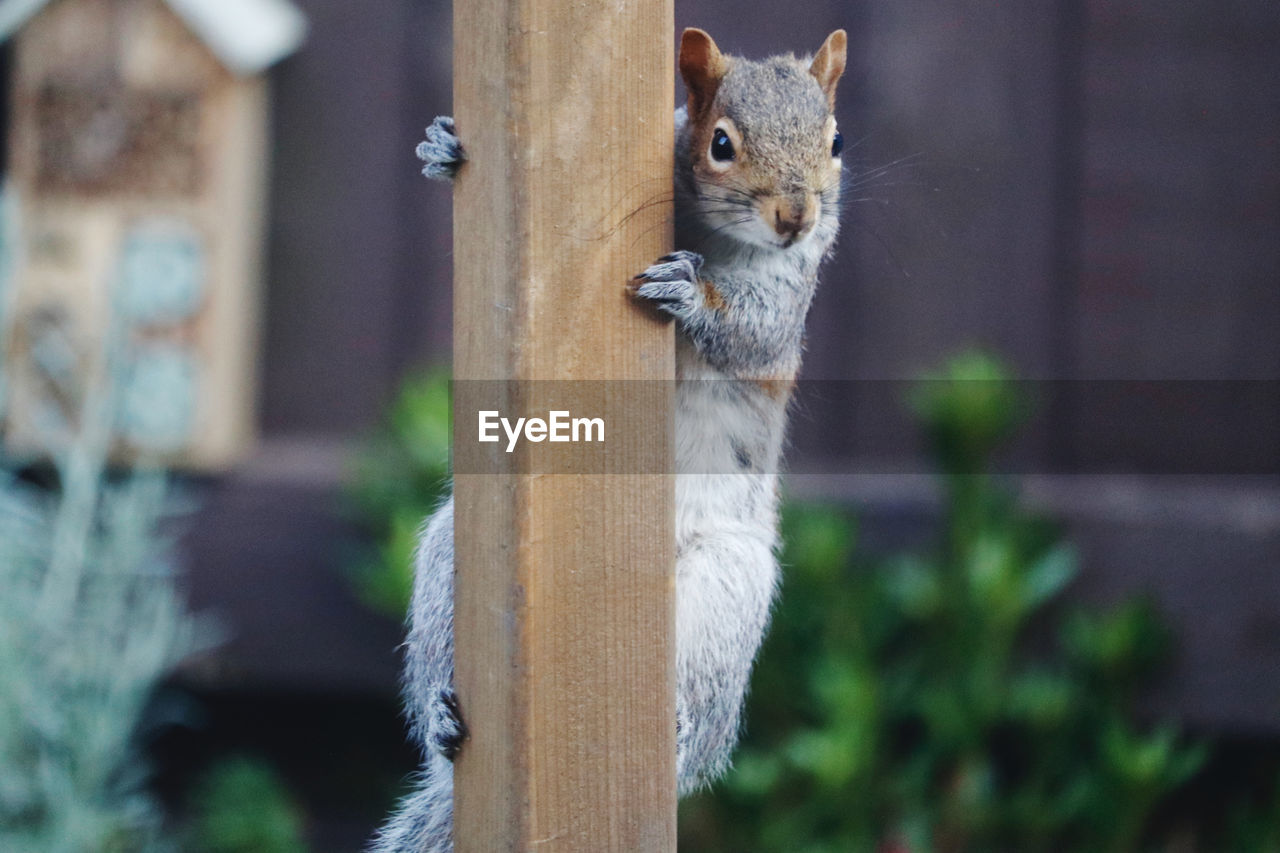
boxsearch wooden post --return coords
[451,0,676,851]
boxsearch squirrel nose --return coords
[773,207,805,240]
[769,196,815,244]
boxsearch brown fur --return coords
[750,376,797,401]
[679,28,729,119]
[701,279,727,310]
[808,30,847,110]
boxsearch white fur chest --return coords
[673,338,786,555]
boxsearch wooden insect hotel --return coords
[0,0,305,468]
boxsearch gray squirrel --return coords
[371,27,847,852]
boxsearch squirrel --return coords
[371,27,847,853]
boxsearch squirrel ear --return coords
[809,29,847,110]
[680,28,728,118]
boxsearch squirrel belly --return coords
[372,26,846,853]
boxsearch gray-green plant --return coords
[679,352,1215,852]
[0,232,199,850]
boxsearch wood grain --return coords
[451,0,676,850]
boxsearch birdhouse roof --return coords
[0,0,307,76]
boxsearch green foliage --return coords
[1221,771,1280,852]
[0,286,199,849]
[185,757,309,853]
[909,351,1027,478]
[345,368,451,618]
[679,352,1214,852]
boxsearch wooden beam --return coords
[451,0,676,850]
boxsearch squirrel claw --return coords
[629,250,704,319]
[430,689,468,761]
[417,116,465,181]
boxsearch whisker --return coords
[695,216,754,250]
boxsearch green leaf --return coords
[187,757,309,853]
[883,555,942,620]
[344,368,452,618]
[1021,545,1078,610]
[781,503,856,581]
[1005,670,1078,728]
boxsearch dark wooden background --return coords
[163,0,1278,740]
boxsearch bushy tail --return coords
[368,754,453,853]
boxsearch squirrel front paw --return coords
[416,116,465,181]
[629,250,705,320]
[429,689,468,761]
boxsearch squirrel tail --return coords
[367,753,453,853]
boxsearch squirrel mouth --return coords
[767,218,814,250]
[777,229,811,250]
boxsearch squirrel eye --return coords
[710,128,735,162]
[831,130,844,158]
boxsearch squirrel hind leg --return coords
[429,689,467,761]
[417,115,465,180]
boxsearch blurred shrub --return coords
[679,352,1216,852]
[185,757,309,853]
[1221,771,1280,851]
[345,368,451,618]
[345,355,1280,849]
[0,291,199,849]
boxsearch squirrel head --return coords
[678,28,847,252]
